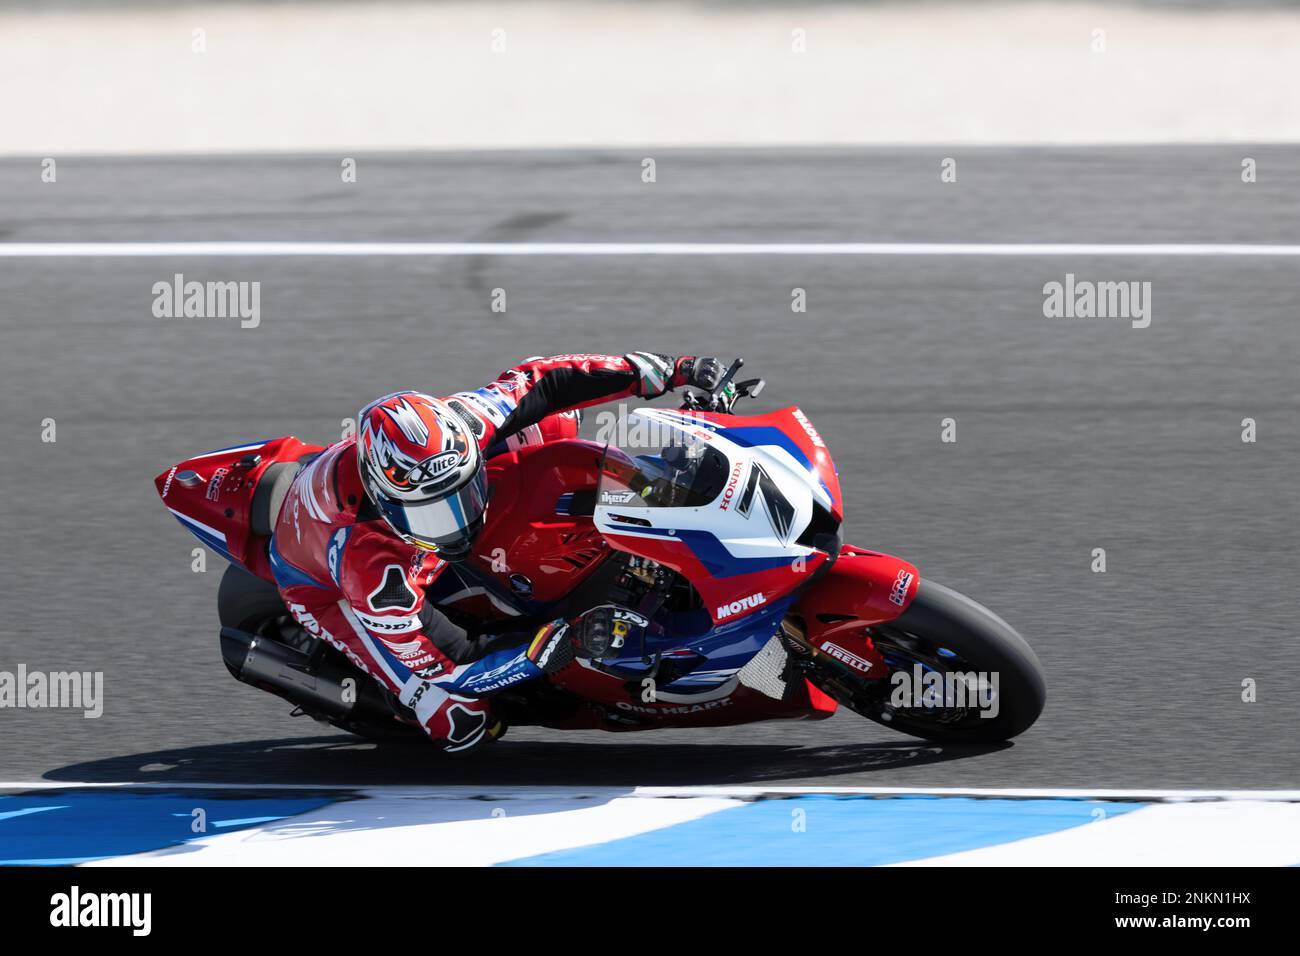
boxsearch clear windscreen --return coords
[597,427,732,511]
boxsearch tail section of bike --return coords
[153,436,323,581]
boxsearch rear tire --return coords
[217,564,287,631]
[809,579,1046,743]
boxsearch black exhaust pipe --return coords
[220,626,361,718]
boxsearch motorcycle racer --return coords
[268,353,724,753]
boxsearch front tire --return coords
[808,579,1046,742]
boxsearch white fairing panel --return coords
[592,408,820,567]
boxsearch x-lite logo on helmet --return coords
[359,393,479,501]
[400,450,463,487]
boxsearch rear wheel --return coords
[801,579,1046,742]
[217,563,288,632]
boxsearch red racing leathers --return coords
[267,352,690,749]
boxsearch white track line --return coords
[82,792,744,867]
[3,242,1300,257]
[4,782,1299,801]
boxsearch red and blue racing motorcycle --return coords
[157,360,1046,745]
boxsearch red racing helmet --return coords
[356,391,488,560]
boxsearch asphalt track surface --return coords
[1,146,1298,789]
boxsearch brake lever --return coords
[709,359,743,406]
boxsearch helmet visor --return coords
[376,465,489,555]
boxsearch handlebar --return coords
[709,358,743,404]
[680,357,765,413]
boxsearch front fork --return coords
[779,614,887,688]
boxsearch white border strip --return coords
[4,242,1300,257]
[3,782,1298,801]
[633,785,1300,802]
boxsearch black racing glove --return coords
[571,605,649,659]
[677,356,725,392]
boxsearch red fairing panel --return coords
[794,545,920,679]
[801,545,919,622]
[464,439,613,607]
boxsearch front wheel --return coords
[803,579,1046,743]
